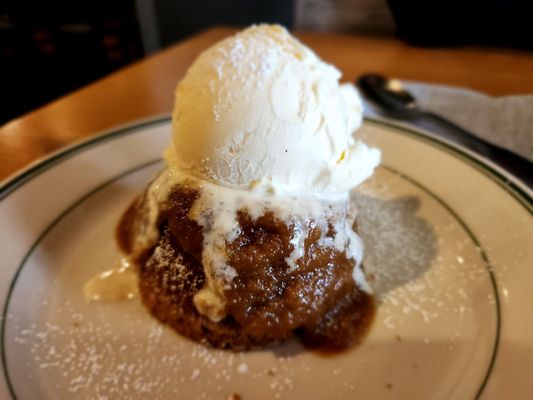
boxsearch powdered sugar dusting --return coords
[3,162,502,398]
[138,167,368,322]
[353,167,495,329]
[206,28,284,121]
[8,299,307,399]
[147,233,195,293]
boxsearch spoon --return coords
[358,73,532,187]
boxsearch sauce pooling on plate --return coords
[83,258,138,301]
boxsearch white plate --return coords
[1,117,531,400]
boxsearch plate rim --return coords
[0,115,171,201]
[2,162,503,400]
[0,116,530,400]
[1,116,531,208]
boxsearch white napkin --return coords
[363,81,533,162]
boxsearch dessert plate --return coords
[1,117,531,399]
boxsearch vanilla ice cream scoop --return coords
[170,24,380,196]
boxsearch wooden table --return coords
[1,27,532,181]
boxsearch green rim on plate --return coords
[1,117,531,400]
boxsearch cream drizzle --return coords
[83,258,138,302]
[130,166,370,322]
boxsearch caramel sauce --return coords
[83,258,138,302]
[116,185,375,353]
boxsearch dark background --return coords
[0,0,531,126]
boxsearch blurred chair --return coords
[135,0,294,54]
[294,0,394,35]
[0,0,143,124]
[387,0,533,50]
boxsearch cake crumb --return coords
[228,394,241,400]
[237,363,248,374]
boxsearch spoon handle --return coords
[419,111,532,187]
